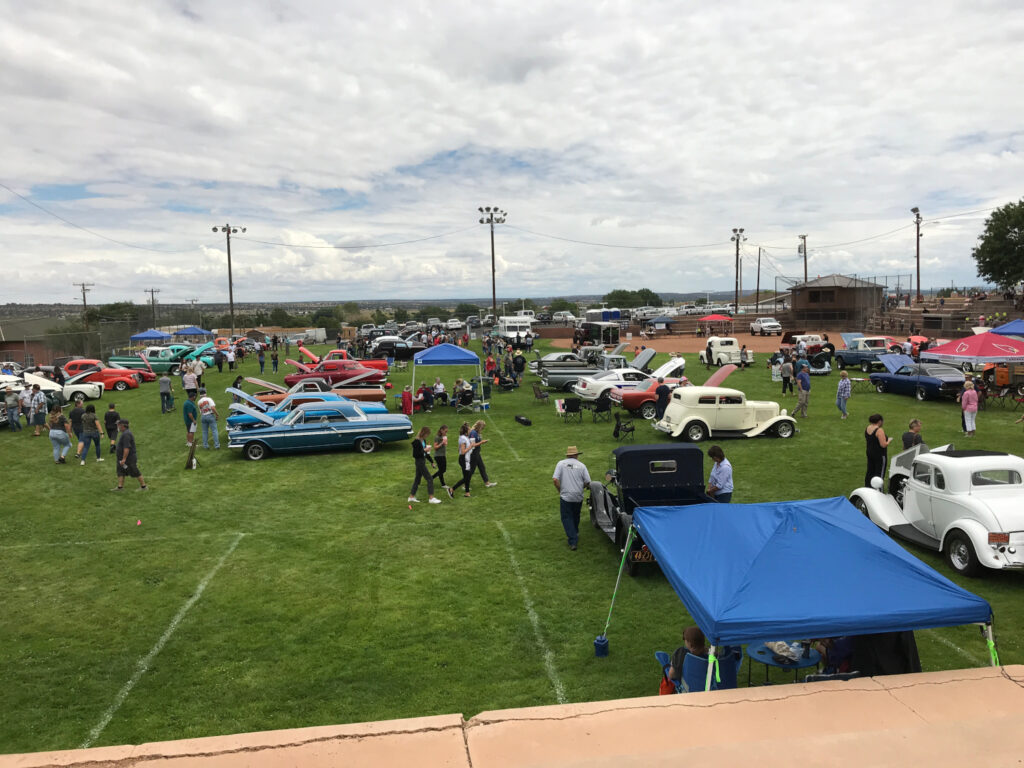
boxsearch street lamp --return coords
[911,207,922,301]
[212,223,246,336]
[731,228,746,314]
[478,206,507,320]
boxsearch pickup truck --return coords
[835,333,892,372]
[108,342,214,373]
[749,317,782,336]
[541,348,655,391]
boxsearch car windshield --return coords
[971,469,1022,487]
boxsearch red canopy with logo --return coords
[920,331,1024,368]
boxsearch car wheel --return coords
[717,358,724,368]
[889,475,906,508]
[875,382,886,394]
[860,361,871,373]
[114,380,129,391]
[168,365,180,374]
[356,437,378,454]
[915,386,928,401]
[775,421,794,438]
[244,442,268,461]
[851,496,869,517]
[639,402,657,420]
[589,500,600,529]
[835,356,845,370]
[945,531,981,577]
[1017,384,1024,398]
[750,329,756,336]
[684,421,708,442]
[563,382,576,393]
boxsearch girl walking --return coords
[47,404,73,464]
[470,420,497,487]
[408,426,442,504]
[450,422,485,498]
[835,370,852,419]
[431,424,450,491]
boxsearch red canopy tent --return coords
[699,314,733,322]
[920,331,1024,370]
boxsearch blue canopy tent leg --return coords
[595,527,636,655]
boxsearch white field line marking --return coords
[484,415,521,461]
[79,532,246,749]
[923,628,985,666]
[496,522,566,704]
[0,532,241,550]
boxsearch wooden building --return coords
[788,274,884,329]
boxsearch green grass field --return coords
[2,340,1022,753]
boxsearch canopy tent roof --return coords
[172,326,214,336]
[920,331,1024,365]
[130,329,172,341]
[412,343,480,365]
[699,314,732,322]
[991,318,1024,337]
[633,497,991,646]
[648,315,675,324]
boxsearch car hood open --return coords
[879,353,915,373]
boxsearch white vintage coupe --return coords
[653,385,795,442]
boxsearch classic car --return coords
[697,337,754,367]
[226,389,389,430]
[108,359,157,382]
[834,333,892,371]
[529,351,586,374]
[61,360,139,391]
[850,443,1024,576]
[109,343,214,372]
[297,345,389,371]
[869,354,965,401]
[20,371,104,403]
[368,338,427,360]
[244,377,387,405]
[228,401,413,460]
[572,358,687,403]
[654,385,796,442]
[588,444,717,575]
[283,359,385,387]
[749,317,783,336]
[609,377,689,419]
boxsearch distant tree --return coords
[601,289,662,308]
[269,307,293,326]
[334,302,360,322]
[694,298,708,306]
[253,309,267,325]
[310,308,335,328]
[455,302,479,317]
[549,298,577,313]
[372,309,388,325]
[393,307,410,323]
[972,199,1024,287]
[417,305,446,322]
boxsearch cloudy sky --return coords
[2,0,1022,305]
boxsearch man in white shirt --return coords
[196,388,220,449]
[552,445,591,551]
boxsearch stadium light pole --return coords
[911,207,923,301]
[478,207,506,320]
[731,228,746,314]
[212,223,245,336]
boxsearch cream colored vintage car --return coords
[653,386,796,442]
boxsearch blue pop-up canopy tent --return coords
[411,343,483,404]
[173,326,214,337]
[130,328,172,342]
[991,318,1024,338]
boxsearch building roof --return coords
[790,274,884,290]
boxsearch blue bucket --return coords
[594,634,609,657]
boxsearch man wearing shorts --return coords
[112,419,147,491]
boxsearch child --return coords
[104,402,120,454]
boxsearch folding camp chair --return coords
[561,397,582,423]
[454,389,475,413]
[532,384,550,405]
[613,412,635,441]
[592,399,612,423]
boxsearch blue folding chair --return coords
[655,651,683,693]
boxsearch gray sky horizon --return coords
[2,0,1022,305]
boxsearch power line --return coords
[0,181,205,253]
[504,223,730,251]
[233,224,481,250]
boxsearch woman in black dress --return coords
[864,413,893,487]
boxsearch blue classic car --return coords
[225,388,387,431]
[229,401,413,460]
[869,354,965,401]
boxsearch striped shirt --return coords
[837,378,852,399]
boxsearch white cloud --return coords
[1,0,1023,304]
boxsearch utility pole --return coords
[731,228,746,314]
[755,247,761,312]
[478,207,507,321]
[145,288,161,328]
[213,223,246,336]
[73,282,94,331]
[799,235,808,284]
[911,207,923,302]
[187,298,200,327]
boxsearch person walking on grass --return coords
[553,445,591,551]
[431,424,451,492]
[182,367,198,399]
[104,402,120,454]
[68,398,85,457]
[469,420,497,488]
[258,348,266,374]
[159,371,174,414]
[197,388,220,449]
[47,404,73,464]
[29,383,47,437]
[183,391,199,447]
[5,386,22,432]
[408,426,442,505]
[79,404,104,464]
[271,349,279,373]
[18,384,32,429]
[961,380,979,437]
[835,370,852,419]
[450,422,485,498]
[112,419,147,491]
[794,364,811,418]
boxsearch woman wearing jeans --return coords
[47,405,73,464]
[78,403,104,464]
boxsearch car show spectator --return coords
[704,340,713,371]
[29,383,47,436]
[18,384,32,427]
[197,388,220,449]
[739,345,750,368]
[271,349,279,373]
[794,366,811,418]
[902,419,924,449]
[431,424,450,491]
[450,422,482,498]
[835,370,852,419]
[432,377,447,405]
[902,338,913,356]
[865,413,892,486]
[258,348,266,373]
[706,445,733,502]
[5,386,21,432]
[485,354,497,378]
[214,349,224,373]
[961,381,979,437]
[183,391,199,447]
[159,371,174,414]
[182,368,198,399]
[231,376,244,403]
[654,377,671,420]
[552,445,591,551]
[469,420,497,488]
[112,419,147,491]
[662,626,708,694]
[512,350,526,384]
[47,404,73,464]
[104,403,120,454]
[68,399,85,457]
[408,426,442,505]
[79,403,104,464]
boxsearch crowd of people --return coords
[407,420,498,503]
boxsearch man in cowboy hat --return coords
[552,445,591,551]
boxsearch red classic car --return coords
[609,377,688,419]
[297,346,389,372]
[63,359,141,391]
[283,359,385,387]
[245,377,387,405]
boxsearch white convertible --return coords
[572,357,686,402]
[850,444,1024,576]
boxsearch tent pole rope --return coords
[984,621,1000,666]
[602,527,635,638]
[704,645,719,692]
